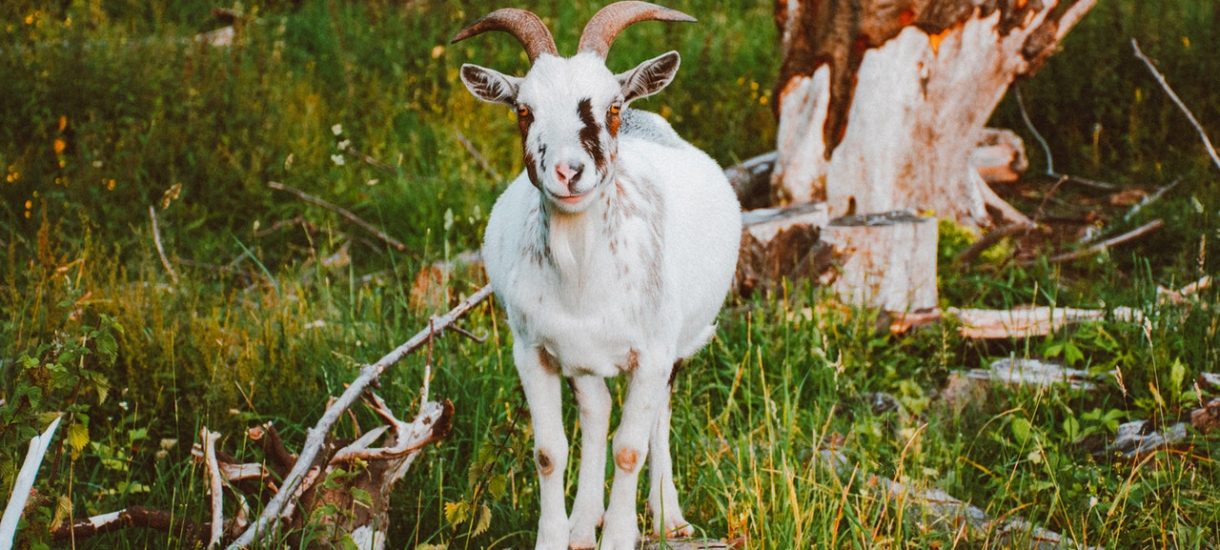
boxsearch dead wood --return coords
[1029,219,1163,265]
[268,181,410,254]
[952,223,1032,267]
[229,284,491,549]
[1198,372,1220,394]
[247,422,296,478]
[1132,39,1220,172]
[1106,420,1190,460]
[0,416,62,547]
[1191,398,1220,434]
[639,538,743,549]
[971,128,1029,185]
[724,151,778,210]
[149,205,180,285]
[201,428,225,548]
[455,130,502,182]
[822,211,939,312]
[735,202,832,296]
[50,506,207,543]
[949,305,1143,339]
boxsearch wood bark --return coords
[821,211,938,311]
[772,0,1097,227]
[735,202,833,296]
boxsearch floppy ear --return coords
[617,51,681,104]
[459,64,521,105]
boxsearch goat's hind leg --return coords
[648,363,692,538]
[568,375,610,549]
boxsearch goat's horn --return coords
[577,1,695,58]
[451,8,558,64]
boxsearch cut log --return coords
[724,152,779,210]
[772,0,1097,227]
[1107,420,1189,460]
[950,306,1143,339]
[821,211,938,312]
[1191,398,1220,434]
[734,202,833,296]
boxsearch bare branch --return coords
[228,284,493,549]
[268,181,410,254]
[331,396,453,463]
[455,130,502,181]
[149,205,180,285]
[50,506,206,543]
[201,428,225,548]
[247,422,296,477]
[1031,219,1164,265]
[1132,39,1220,172]
[0,416,62,547]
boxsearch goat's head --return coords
[453,2,693,213]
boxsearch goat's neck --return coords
[538,181,620,283]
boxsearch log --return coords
[949,306,1143,339]
[821,211,938,312]
[724,152,779,210]
[1191,398,1220,434]
[0,416,62,548]
[735,202,832,296]
[772,0,1097,227]
[970,128,1029,185]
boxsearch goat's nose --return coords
[554,162,583,189]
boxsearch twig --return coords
[0,416,62,547]
[50,506,206,543]
[267,181,410,254]
[1029,219,1164,265]
[247,423,296,477]
[449,323,488,343]
[228,284,493,549]
[346,145,397,175]
[149,206,180,285]
[201,428,224,548]
[1123,178,1181,223]
[331,396,452,463]
[1015,87,1118,191]
[1132,39,1220,172]
[455,130,502,181]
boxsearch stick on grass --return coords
[228,284,493,549]
[268,181,410,254]
[1132,39,1220,172]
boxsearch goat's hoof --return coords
[568,512,601,549]
[662,521,695,539]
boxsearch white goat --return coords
[453,3,741,548]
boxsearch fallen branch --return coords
[202,428,224,548]
[1034,219,1163,265]
[0,416,62,547]
[1014,86,1118,191]
[50,506,206,543]
[1132,39,1220,172]
[149,205,180,285]
[950,305,1143,339]
[953,223,1031,267]
[267,181,410,254]
[228,284,492,549]
[1122,178,1181,223]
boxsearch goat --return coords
[453,3,741,549]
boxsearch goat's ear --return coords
[460,64,521,105]
[617,51,681,104]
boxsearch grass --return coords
[1,0,1219,548]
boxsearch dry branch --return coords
[228,284,492,549]
[0,416,62,547]
[149,205,180,285]
[1132,39,1220,172]
[201,428,224,548]
[455,130,502,181]
[1032,219,1163,265]
[50,506,205,543]
[267,181,410,254]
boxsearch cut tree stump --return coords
[735,202,832,296]
[771,0,1096,227]
[821,211,938,312]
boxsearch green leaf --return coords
[1011,417,1032,445]
[443,501,469,526]
[67,422,89,459]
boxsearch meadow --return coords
[1,0,1218,548]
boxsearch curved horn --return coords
[451,8,558,64]
[578,1,696,58]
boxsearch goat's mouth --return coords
[548,189,590,205]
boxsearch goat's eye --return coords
[608,103,621,116]
[516,105,531,118]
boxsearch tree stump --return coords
[735,202,833,296]
[821,211,937,312]
[771,0,1096,227]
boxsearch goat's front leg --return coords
[648,388,692,538]
[601,351,672,550]
[568,375,610,549]
[515,345,569,550]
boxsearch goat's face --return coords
[452,3,692,214]
[460,52,679,213]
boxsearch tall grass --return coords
[1,1,1218,548]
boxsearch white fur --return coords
[473,51,741,550]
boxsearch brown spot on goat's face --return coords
[577,98,607,174]
[615,447,639,473]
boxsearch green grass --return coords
[2,1,1219,548]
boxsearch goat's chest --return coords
[502,230,665,378]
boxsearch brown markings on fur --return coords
[615,447,639,473]
[538,348,558,374]
[668,359,685,387]
[626,349,640,373]
[537,449,555,476]
[577,98,607,172]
